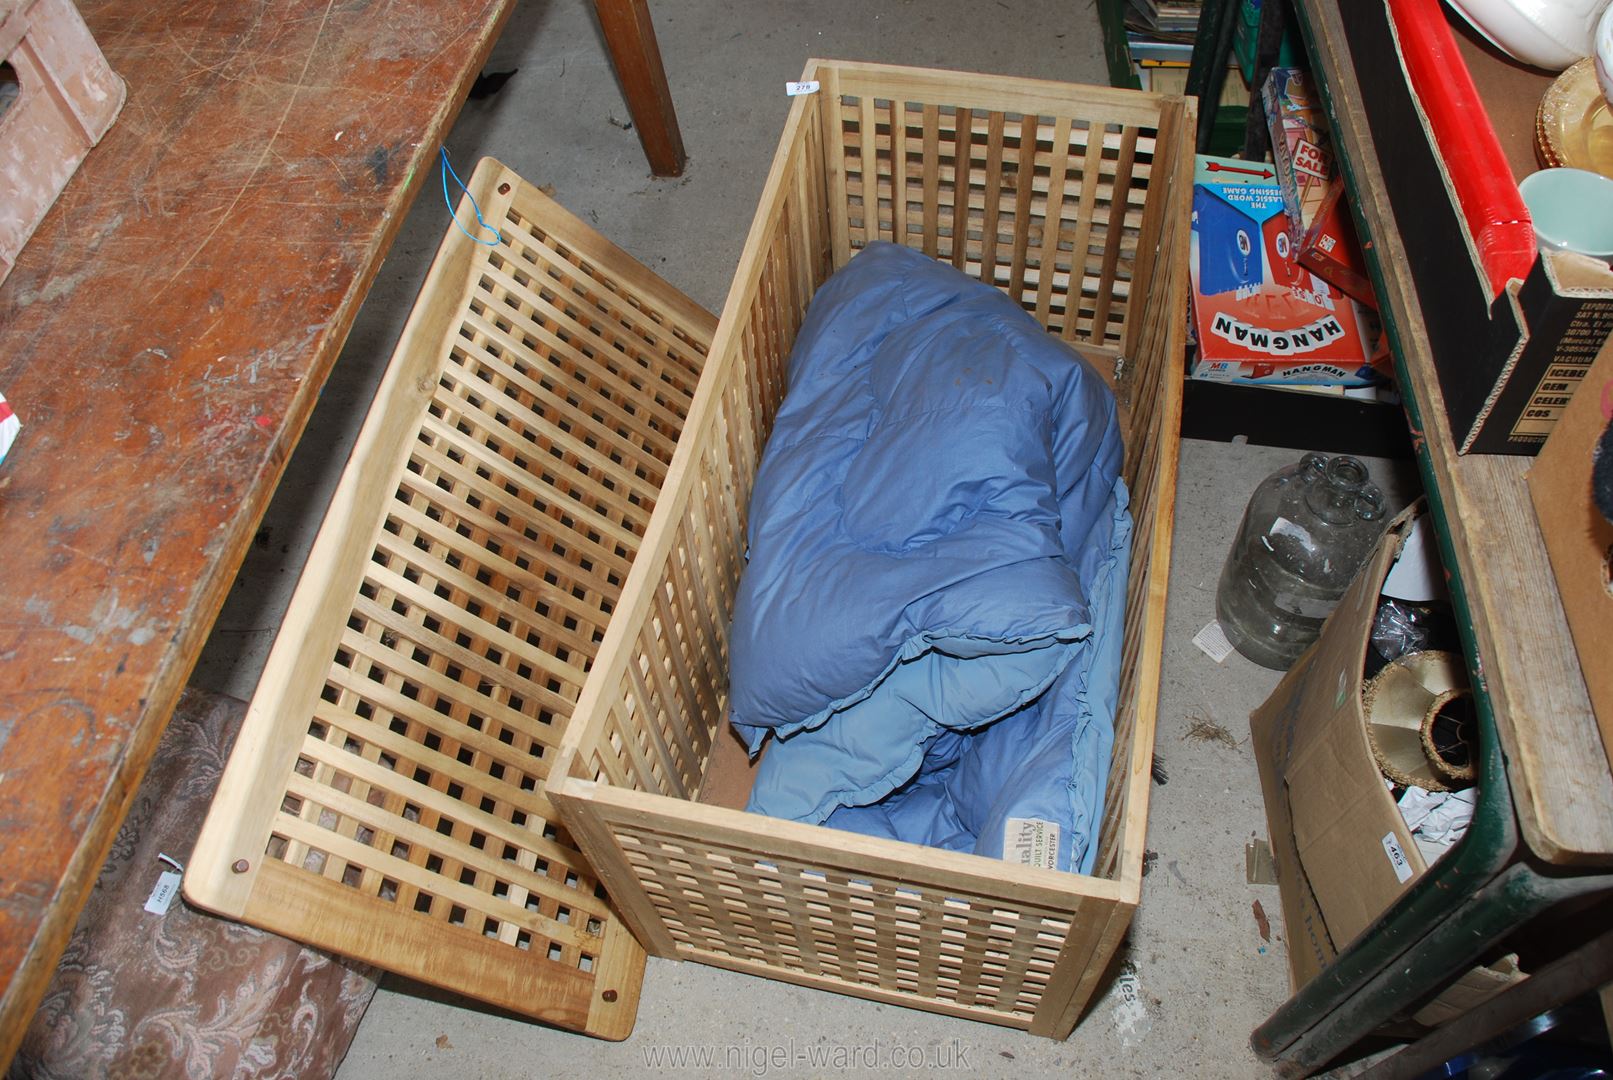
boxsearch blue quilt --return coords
[729,243,1131,874]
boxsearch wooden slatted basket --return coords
[185,165,718,1039]
[548,60,1193,1037]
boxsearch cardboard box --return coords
[1528,341,1613,771]
[1338,0,1613,453]
[1263,68,1332,236]
[1189,154,1384,388]
[1297,177,1377,310]
[1250,507,1523,1023]
[1250,507,1429,988]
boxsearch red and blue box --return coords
[1189,154,1385,387]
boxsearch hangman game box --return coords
[1189,154,1384,387]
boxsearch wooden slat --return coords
[828,59,1170,129]
[237,858,639,1039]
[805,95,834,280]
[625,647,689,800]
[279,771,603,947]
[393,453,633,582]
[415,413,648,549]
[821,66,852,269]
[1091,125,1141,343]
[843,116,1152,168]
[1007,113,1039,302]
[891,99,911,245]
[980,111,1007,286]
[922,103,943,260]
[1035,116,1075,329]
[458,304,693,441]
[487,243,707,387]
[665,532,726,724]
[1122,102,1182,366]
[1098,95,1192,888]
[375,502,609,648]
[493,189,715,355]
[434,354,664,507]
[858,94,881,243]
[450,330,680,476]
[590,699,635,791]
[1060,124,1107,343]
[951,107,974,270]
[1034,887,1137,1038]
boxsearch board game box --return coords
[1189,154,1385,387]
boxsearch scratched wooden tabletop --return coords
[0,0,513,1058]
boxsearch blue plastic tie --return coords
[440,147,502,246]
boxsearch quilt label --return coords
[1005,818,1060,871]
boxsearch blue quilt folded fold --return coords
[729,242,1130,874]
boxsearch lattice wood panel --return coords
[551,62,1191,1039]
[829,81,1156,347]
[616,818,1078,1020]
[574,96,831,805]
[187,159,715,1040]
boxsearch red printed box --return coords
[1298,177,1378,309]
[1189,154,1384,387]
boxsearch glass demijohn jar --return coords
[1216,453,1387,670]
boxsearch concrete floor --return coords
[189,1,1421,1075]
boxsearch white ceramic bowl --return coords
[1597,2,1613,102]
[1519,166,1613,259]
[1446,0,1612,71]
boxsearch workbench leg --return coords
[592,0,687,177]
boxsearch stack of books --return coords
[1125,0,1202,39]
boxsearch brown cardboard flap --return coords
[1251,647,1335,991]
[1529,343,1613,768]
[1544,249,1613,295]
[1251,502,1430,986]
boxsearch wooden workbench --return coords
[1292,1,1613,867]
[0,0,516,1060]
